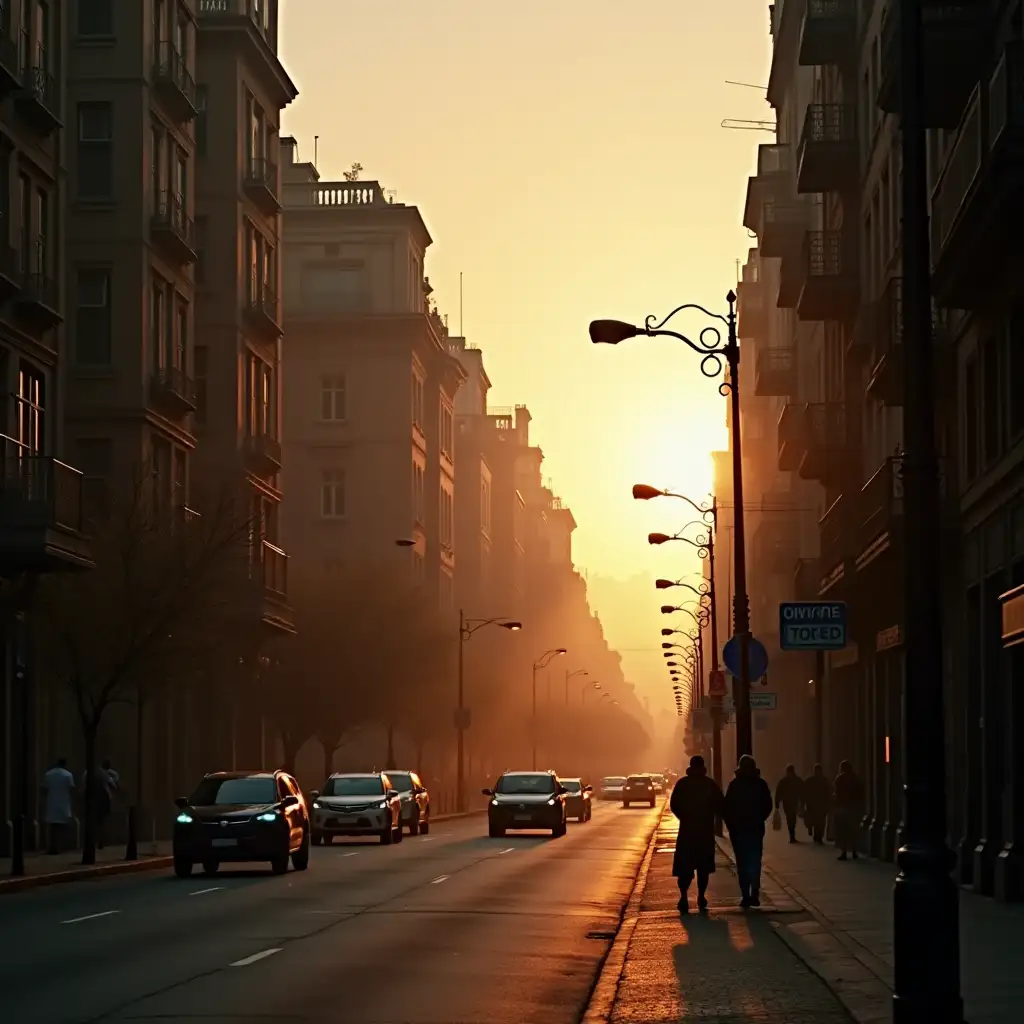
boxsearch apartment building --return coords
[0,1,93,857]
[279,142,466,608]
[741,0,1024,900]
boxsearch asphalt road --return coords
[0,800,660,1024]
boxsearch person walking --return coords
[669,755,723,914]
[774,764,804,843]
[722,754,773,908]
[803,763,830,844]
[42,758,76,855]
[833,760,864,861]
[81,762,114,850]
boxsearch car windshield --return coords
[190,776,277,806]
[322,776,385,797]
[652,774,665,783]
[603,777,625,786]
[627,776,651,785]
[562,781,582,793]
[495,773,556,795]
[384,773,412,792]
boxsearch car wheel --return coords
[488,824,505,838]
[311,831,323,846]
[270,852,290,875]
[292,835,310,871]
[623,801,630,808]
[649,799,655,807]
[420,815,430,836]
[380,823,394,845]
[553,820,566,837]
[173,857,193,878]
[578,813,586,823]
[201,860,219,875]
[393,819,404,844]
[408,813,420,836]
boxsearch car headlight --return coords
[378,800,389,809]
[547,798,556,806]
[312,801,322,809]
[491,799,499,806]
[256,812,279,822]
[176,812,193,824]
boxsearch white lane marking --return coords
[188,886,223,896]
[61,910,120,925]
[430,874,449,884]
[230,948,281,967]
[421,836,435,842]
[341,851,359,858]
[499,847,515,854]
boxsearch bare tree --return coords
[342,162,363,182]
[34,478,253,865]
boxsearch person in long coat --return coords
[669,755,724,913]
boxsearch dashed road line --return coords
[430,875,449,885]
[499,847,515,854]
[230,948,281,967]
[61,910,120,925]
[188,886,223,896]
[341,852,359,857]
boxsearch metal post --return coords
[814,650,825,767]
[531,662,538,770]
[724,294,753,757]
[456,609,466,814]
[708,518,724,792]
[126,690,143,860]
[892,1,962,1020]
[10,607,30,877]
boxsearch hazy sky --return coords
[278,2,772,699]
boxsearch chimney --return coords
[280,136,298,164]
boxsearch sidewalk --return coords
[586,812,853,1023]
[752,826,1024,1024]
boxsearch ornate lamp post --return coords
[532,648,566,768]
[457,611,521,812]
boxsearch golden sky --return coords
[279,2,772,702]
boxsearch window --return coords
[77,438,112,519]
[245,352,274,436]
[175,299,187,370]
[412,460,425,523]
[440,486,454,548]
[412,373,424,430]
[77,103,113,199]
[173,147,187,205]
[149,275,168,370]
[195,86,208,156]
[964,355,978,481]
[194,346,207,423]
[74,268,111,364]
[320,374,346,421]
[15,362,44,452]
[321,469,345,518]
[151,124,165,202]
[481,476,491,534]
[194,216,207,283]
[77,0,113,36]
[439,402,453,458]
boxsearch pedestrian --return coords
[832,760,864,861]
[669,754,723,914]
[42,758,75,854]
[803,763,830,844]
[82,762,113,850]
[722,754,774,908]
[774,764,804,843]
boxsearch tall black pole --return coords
[724,292,752,757]
[531,662,538,771]
[892,1,963,1021]
[707,516,724,814]
[10,605,30,877]
[456,609,466,814]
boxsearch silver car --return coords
[310,773,403,845]
[381,769,431,835]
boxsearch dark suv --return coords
[172,770,310,877]
[622,774,656,808]
[483,770,568,837]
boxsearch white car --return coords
[310,773,403,845]
[600,776,626,800]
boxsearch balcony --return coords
[14,239,60,329]
[244,432,282,476]
[149,367,197,419]
[794,557,820,601]
[797,104,858,194]
[0,437,94,573]
[14,65,61,135]
[759,199,808,258]
[878,5,983,128]
[777,403,806,472]
[741,145,793,233]
[931,45,1024,309]
[857,458,903,569]
[776,248,803,309]
[243,276,282,338]
[243,157,280,215]
[819,494,851,583]
[736,278,767,339]
[0,34,19,94]
[0,241,21,300]
[866,278,903,406]
[150,192,197,265]
[755,346,797,397]
[846,301,875,364]
[800,402,853,486]
[153,42,198,122]
[798,0,856,67]
[797,230,859,322]
[253,540,294,634]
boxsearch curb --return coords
[0,809,489,895]
[580,812,665,1023]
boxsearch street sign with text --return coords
[708,669,727,697]
[749,692,777,711]
[779,601,848,651]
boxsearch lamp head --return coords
[590,319,639,345]
[661,642,672,649]
[555,648,567,655]
[660,628,673,636]
[654,578,674,589]
[502,621,522,631]
[648,533,671,545]
[660,605,676,614]
[632,484,662,500]
[395,538,416,547]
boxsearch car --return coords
[483,770,568,837]
[650,773,666,794]
[623,774,656,808]
[172,770,310,878]
[600,776,626,800]
[562,778,593,822]
[310,772,404,845]
[382,769,431,835]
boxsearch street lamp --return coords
[457,611,522,812]
[592,297,752,759]
[892,8,963,1020]
[532,648,566,768]
[564,668,588,706]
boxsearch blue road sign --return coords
[779,601,847,651]
[722,634,769,680]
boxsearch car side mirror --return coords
[557,786,567,795]
[481,788,493,796]
[281,794,299,808]
[415,786,426,794]
[309,790,320,801]
[585,786,593,792]
[174,796,188,809]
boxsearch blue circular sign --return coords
[722,635,769,680]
